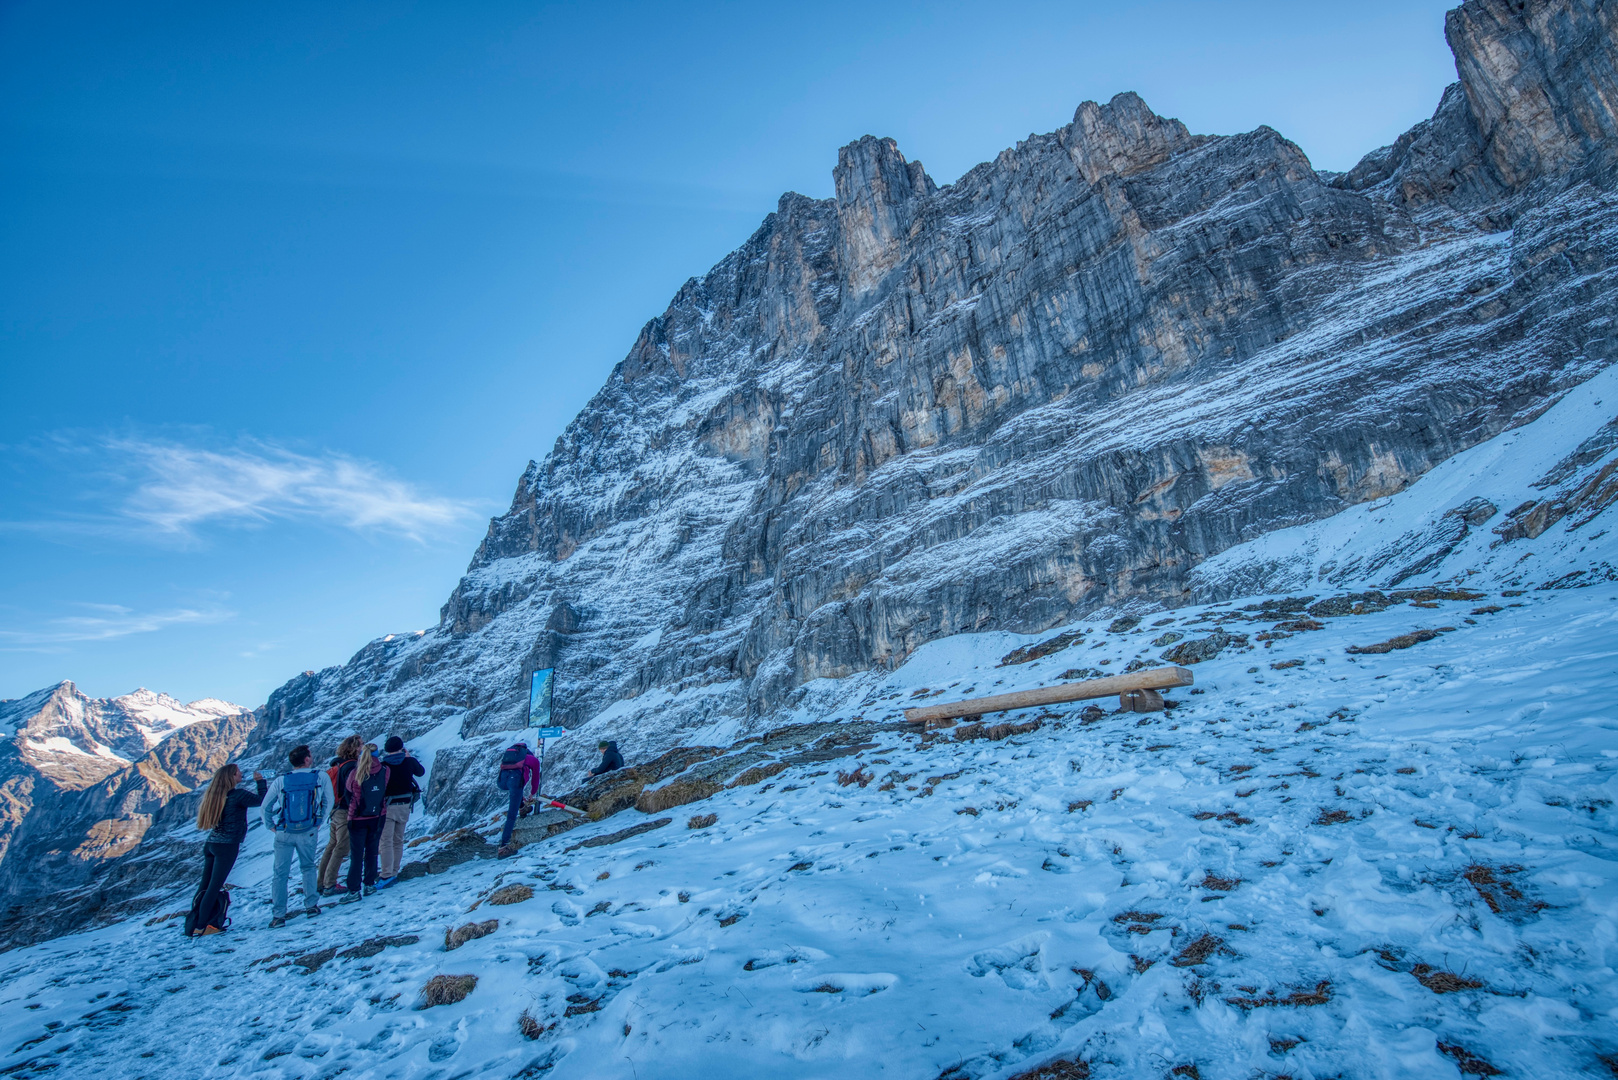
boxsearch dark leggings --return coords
[193,841,239,930]
[499,784,525,846]
[346,817,383,890]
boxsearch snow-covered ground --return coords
[2,380,1614,1079]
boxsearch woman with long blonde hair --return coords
[340,742,391,902]
[317,735,364,897]
[187,761,265,936]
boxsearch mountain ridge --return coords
[3,0,1615,951]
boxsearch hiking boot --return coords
[200,925,227,936]
[268,916,287,929]
[496,844,516,859]
[362,884,377,897]
[339,891,362,905]
[303,905,321,917]
[375,876,397,890]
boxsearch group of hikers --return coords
[184,734,625,937]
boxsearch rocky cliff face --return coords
[10,1,1617,947]
[245,0,1618,829]
[0,684,253,949]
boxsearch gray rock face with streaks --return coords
[243,0,1618,838]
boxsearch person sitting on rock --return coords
[590,739,624,776]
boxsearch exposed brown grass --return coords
[1463,863,1540,917]
[1170,934,1224,967]
[518,1008,548,1039]
[1007,1058,1090,1080]
[1411,964,1484,993]
[444,919,499,951]
[955,719,1042,742]
[1346,628,1444,654]
[1270,659,1305,670]
[1067,799,1093,812]
[1199,873,1240,892]
[488,883,533,906]
[1314,808,1355,825]
[836,766,874,787]
[687,812,718,829]
[634,777,722,813]
[1438,1041,1504,1076]
[728,761,788,788]
[1111,910,1163,924]
[1224,980,1332,1010]
[419,974,478,1008]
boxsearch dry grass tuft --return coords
[419,974,478,1008]
[635,777,722,813]
[1313,808,1355,825]
[1411,964,1484,993]
[1007,1058,1090,1080]
[1346,628,1444,654]
[1111,910,1163,925]
[955,719,1042,742]
[729,761,788,788]
[836,766,874,787]
[1438,1041,1504,1076]
[1171,933,1224,967]
[444,919,499,951]
[687,812,718,829]
[518,1008,549,1040]
[488,883,534,906]
[1224,980,1332,1010]
[1067,799,1093,812]
[1199,872,1240,892]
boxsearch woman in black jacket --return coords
[187,763,266,936]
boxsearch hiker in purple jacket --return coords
[495,742,541,858]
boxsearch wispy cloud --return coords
[110,439,475,542]
[0,603,233,650]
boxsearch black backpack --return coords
[349,765,390,819]
[497,745,527,791]
[183,887,231,936]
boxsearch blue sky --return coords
[1,0,1460,707]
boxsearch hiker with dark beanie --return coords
[376,735,425,888]
[261,744,333,928]
[318,735,361,897]
[495,740,541,859]
[340,744,391,902]
[186,763,266,936]
[590,739,623,776]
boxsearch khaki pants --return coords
[378,801,411,879]
[317,806,349,891]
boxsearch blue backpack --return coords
[278,771,319,833]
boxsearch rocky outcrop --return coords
[7,3,1617,947]
[239,0,1617,841]
[1447,0,1618,189]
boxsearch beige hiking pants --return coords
[379,801,412,879]
[317,806,349,891]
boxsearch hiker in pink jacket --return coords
[495,741,542,857]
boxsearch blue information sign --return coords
[535,727,568,739]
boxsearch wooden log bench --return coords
[902,666,1194,726]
